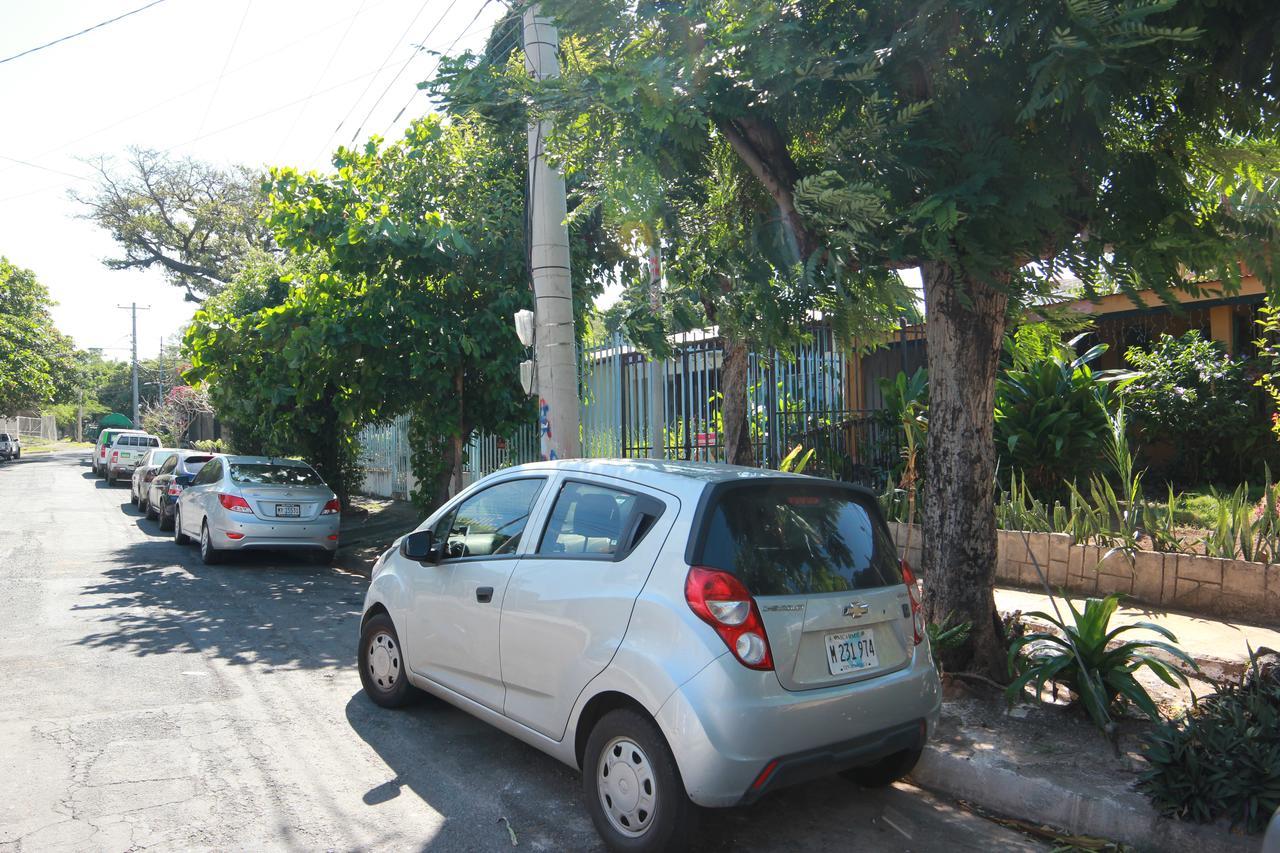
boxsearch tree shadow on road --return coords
[73,537,370,671]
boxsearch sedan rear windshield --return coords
[229,463,324,486]
[691,482,902,596]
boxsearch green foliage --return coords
[875,367,928,486]
[1139,650,1280,833]
[777,443,815,474]
[192,438,228,454]
[262,116,534,511]
[1198,471,1280,562]
[1122,332,1273,485]
[0,258,77,415]
[994,335,1131,498]
[926,616,973,676]
[1007,594,1196,731]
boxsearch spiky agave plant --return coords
[1007,593,1197,730]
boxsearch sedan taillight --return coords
[901,560,925,646]
[321,498,340,515]
[167,483,183,497]
[684,566,774,670]
[218,493,253,514]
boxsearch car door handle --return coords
[476,586,494,604]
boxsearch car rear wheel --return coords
[839,745,923,788]
[173,508,190,545]
[583,709,698,853]
[358,613,418,708]
[145,499,158,520]
[130,490,138,506]
[106,469,116,487]
[199,522,224,565]
[158,505,173,531]
[310,549,336,566]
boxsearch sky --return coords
[0,0,506,361]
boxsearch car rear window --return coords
[692,482,903,596]
[229,463,324,486]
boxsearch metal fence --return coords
[357,325,900,500]
[0,415,57,441]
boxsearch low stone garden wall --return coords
[888,523,1280,626]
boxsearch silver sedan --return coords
[173,455,341,565]
[130,448,180,512]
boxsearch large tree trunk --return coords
[919,260,1009,680]
[721,335,756,466]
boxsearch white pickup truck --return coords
[0,433,20,461]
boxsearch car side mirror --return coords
[401,530,441,564]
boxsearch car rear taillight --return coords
[167,483,183,497]
[111,451,118,463]
[321,498,340,515]
[901,560,925,646]
[684,566,774,671]
[218,493,253,514]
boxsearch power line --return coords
[383,2,511,137]
[194,0,255,139]
[0,0,174,67]
[347,0,465,144]
[313,0,436,161]
[0,154,90,181]
[272,0,371,161]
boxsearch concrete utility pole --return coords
[523,4,580,461]
[646,244,664,459]
[116,303,149,427]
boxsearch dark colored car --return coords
[145,451,214,531]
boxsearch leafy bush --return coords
[1199,470,1280,562]
[875,367,928,486]
[192,438,228,453]
[1007,593,1195,731]
[1122,331,1273,486]
[994,335,1129,498]
[1139,651,1280,833]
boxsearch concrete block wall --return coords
[887,523,1280,626]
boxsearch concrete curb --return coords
[910,742,1259,853]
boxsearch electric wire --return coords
[0,0,173,66]
[346,0,465,144]
[194,0,255,139]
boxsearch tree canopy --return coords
[0,257,77,415]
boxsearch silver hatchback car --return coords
[173,455,341,565]
[359,459,941,852]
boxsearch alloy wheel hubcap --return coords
[367,631,400,691]
[597,737,656,837]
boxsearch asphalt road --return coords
[0,453,1044,852]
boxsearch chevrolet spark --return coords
[359,459,941,851]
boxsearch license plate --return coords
[275,503,301,518]
[825,629,879,676]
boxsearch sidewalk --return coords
[334,495,422,576]
[903,586,1276,852]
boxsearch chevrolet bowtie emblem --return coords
[843,602,870,618]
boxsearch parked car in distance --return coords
[146,450,215,531]
[105,433,161,486]
[173,455,340,565]
[130,447,180,512]
[359,459,941,852]
[0,433,19,461]
[93,428,143,477]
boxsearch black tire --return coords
[199,522,224,565]
[145,499,158,521]
[174,508,190,545]
[583,709,699,853]
[139,495,149,513]
[130,490,138,506]
[106,470,116,487]
[839,745,923,788]
[158,505,173,531]
[358,612,419,708]
[310,549,336,566]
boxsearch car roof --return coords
[221,455,313,466]
[494,457,850,495]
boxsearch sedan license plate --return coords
[275,503,301,518]
[825,630,879,676]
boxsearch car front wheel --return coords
[583,709,698,853]
[358,612,418,708]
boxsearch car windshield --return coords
[692,483,903,596]
[228,462,324,486]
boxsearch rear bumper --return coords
[654,643,941,808]
[209,516,340,552]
